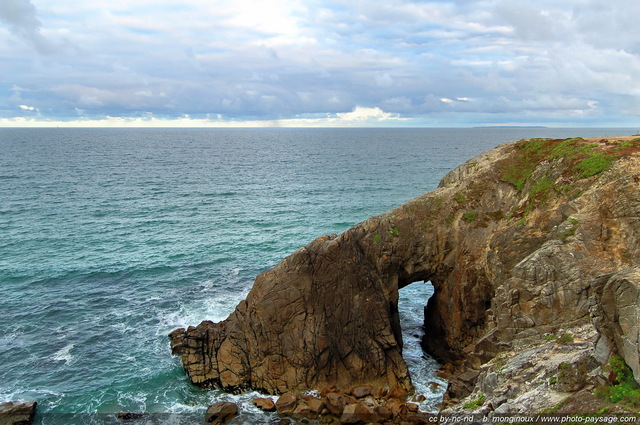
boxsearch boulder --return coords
[306,397,325,414]
[385,384,409,401]
[205,402,238,424]
[324,392,356,416]
[350,386,371,399]
[375,405,393,421]
[291,402,314,420]
[384,398,406,416]
[340,402,376,424]
[252,397,276,412]
[275,392,298,416]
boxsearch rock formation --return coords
[204,401,238,424]
[0,401,37,425]
[170,136,640,413]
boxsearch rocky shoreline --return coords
[252,385,435,424]
[170,136,640,419]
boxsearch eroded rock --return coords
[205,401,238,424]
[591,266,640,384]
[275,392,298,416]
[169,136,640,413]
[252,397,276,412]
[0,401,37,425]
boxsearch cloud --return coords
[1,0,640,126]
[0,0,58,54]
[0,106,409,127]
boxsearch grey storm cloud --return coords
[0,0,57,54]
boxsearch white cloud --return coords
[335,106,402,122]
[18,104,36,111]
[0,106,409,128]
[1,0,640,126]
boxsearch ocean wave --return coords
[52,344,75,365]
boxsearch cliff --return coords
[170,136,640,414]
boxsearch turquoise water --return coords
[0,127,633,424]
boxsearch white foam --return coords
[398,281,447,412]
[158,285,248,334]
[198,280,215,291]
[52,343,74,364]
[116,391,148,412]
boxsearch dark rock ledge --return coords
[170,136,640,416]
[0,401,37,425]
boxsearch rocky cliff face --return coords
[170,136,640,413]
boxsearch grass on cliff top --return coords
[500,137,640,221]
[499,137,640,192]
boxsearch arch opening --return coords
[398,280,447,412]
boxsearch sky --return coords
[1,0,640,127]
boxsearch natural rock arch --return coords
[170,137,640,407]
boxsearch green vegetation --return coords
[530,177,554,198]
[463,393,485,409]
[525,177,555,214]
[612,138,640,151]
[463,211,478,222]
[500,161,534,192]
[558,362,570,378]
[499,138,552,192]
[454,191,468,204]
[548,137,589,159]
[388,226,399,237]
[445,213,455,227]
[373,234,381,244]
[558,217,580,242]
[497,137,640,223]
[576,153,614,178]
[538,399,566,414]
[557,333,574,344]
[595,356,640,408]
[499,137,639,193]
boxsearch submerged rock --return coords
[170,136,640,413]
[116,412,147,421]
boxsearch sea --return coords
[0,127,634,424]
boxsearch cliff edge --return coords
[170,136,640,414]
